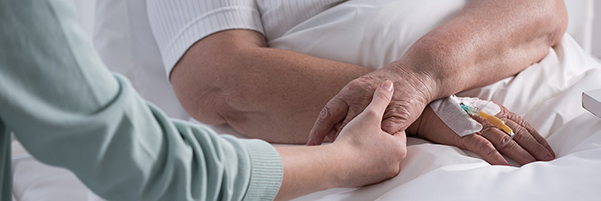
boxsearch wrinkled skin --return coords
[409,102,555,165]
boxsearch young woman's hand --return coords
[275,80,407,200]
[330,80,407,187]
[408,101,555,165]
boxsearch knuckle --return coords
[387,165,401,178]
[386,147,406,176]
[386,104,410,116]
[346,79,367,89]
[458,135,472,149]
[512,126,528,141]
[480,125,500,138]
[399,148,408,161]
[497,138,517,151]
[496,110,509,119]
[386,160,401,178]
[384,101,427,125]
[495,102,510,117]
[499,134,513,147]
[383,115,406,126]
[383,105,412,125]
[340,81,375,108]
[318,106,333,120]
[477,140,497,156]
[512,116,528,125]
[480,125,497,134]
[345,79,375,96]
[393,145,408,161]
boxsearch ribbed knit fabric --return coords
[146,0,346,75]
[147,0,264,74]
[238,139,283,201]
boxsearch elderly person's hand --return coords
[307,64,437,145]
[407,101,555,165]
[307,0,567,147]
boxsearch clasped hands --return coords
[308,65,555,166]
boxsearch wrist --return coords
[310,143,364,189]
[323,142,377,189]
[319,144,352,188]
[381,61,441,103]
[395,37,475,99]
[274,144,346,200]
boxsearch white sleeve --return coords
[147,0,264,75]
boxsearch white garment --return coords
[147,0,346,75]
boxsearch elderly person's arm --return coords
[150,0,565,164]
[170,30,373,143]
[309,0,567,147]
[147,0,375,144]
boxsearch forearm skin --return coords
[172,30,373,143]
[172,0,567,143]
[399,0,567,100]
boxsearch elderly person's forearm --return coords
[171,30,374,144]
[397,0,567,99]
[309,0,567,144]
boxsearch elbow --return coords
[189,95,230,126]
[169,34,262,127]
[173,77,250,127]
[170,59,231,125]
[172,76,252,129]
[173,81,229,125]
[169,37,251,126]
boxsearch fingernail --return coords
[544,155,553,161]
[381,81,393,92]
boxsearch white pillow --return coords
[564,0,594,53]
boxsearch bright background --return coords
[593,1,601,58]
[73,0,600,58]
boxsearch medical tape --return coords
[429,96,501,136]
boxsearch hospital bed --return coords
[11,0,601,200]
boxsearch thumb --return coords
[364,80,394,118]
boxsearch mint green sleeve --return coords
[0,0,282,200]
